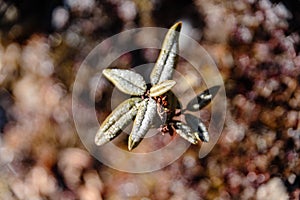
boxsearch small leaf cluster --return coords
[95,22,220,150]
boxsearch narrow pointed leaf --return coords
[103,69,147,95]
[186,85,220,111]
[185,113,209,142]
[150,22,181,85]
[150,80,176,97]
[95,98,142,146]
[174,121,199,144]
[128,98,157,150]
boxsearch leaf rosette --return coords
[95,22,220,150]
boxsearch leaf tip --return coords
[95,131,109,146]
[102,69,110,77]
[128,136,137,151]
[172,21,182,32]
[209,85,221,97]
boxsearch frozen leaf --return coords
[174,121,199,144]
[150,80,176,97]
[128,98,157,150]
[150,22,181,85]
[103,69,147,96]
[185,113,209,142]
[186,85,220,111]
[95,98,142,146]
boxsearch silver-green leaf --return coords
[150,22,181,85]
[174,121,200,144]
[185,113,209,142]
[103,69,147,95]
[128,98,157,150]
[95,98,142,146]
[186,85,220,111]
[150,80,176,97]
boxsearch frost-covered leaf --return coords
[95,98,142,146]
[173,121,199,144]
[185,113,209,142]
[128,98,157,150]
[150,80,176,97]
[150,22,181,85]
[186,85,220,111]
[103,69,147,95]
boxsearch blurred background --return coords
[0,0,299,199]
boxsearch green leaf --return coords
[150,22,181,85]
[173,121,199,144]
[185,114,209,142]
[186,85,220,111]
[95,98,142,146]
[103,69,147,95]
[150,80,176,97]
[128,98,157,150]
